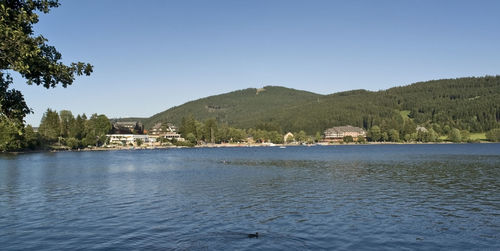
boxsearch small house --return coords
[284,132,294,143]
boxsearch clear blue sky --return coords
[14,0,500,126]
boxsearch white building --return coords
[107,134,155,145]
[164,132,184,141]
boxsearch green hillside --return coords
[137,76,499,134]
[144,86,321,129]
[273,76,500,134]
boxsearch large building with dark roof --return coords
[112,121,144,134]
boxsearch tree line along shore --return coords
[1,2,499,153]
[1,108,499,153]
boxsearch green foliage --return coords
[144,86,320,130]
[180,115,249,144]
[217,124,247,143]
[203,118,217,143]
[486,128,500,142]
[59,110,74,137]
[392,77,500,132]
[1,73,30,121]
[173,140,195,147]
[399,110,411,120]
[295,130,307,143]
[381,132,389,142]
[185,133,196,144]
[404,134,411,142]
[356,136,366,144]
[65,137,81,149]
[227,127,246,142]
[442,125,451,135]
[343,135,354,143]
[314,132,322,142]
[0,0,93,121]
[38,108,60,142]
[179,114,200,140]
[410,132,418,142]
[432,124,443,135]
[22,125,40,149]
[69,114,86,139]
[367,126,381,142]
[256,122,282,134]
[83,114,111,146]
[30,109,111,149]
[87,114,111,136]
[3,75,500,149]
[0,116,42,151]
[137,76,499,136]
[0,116,22,151]
[448,128,462,142]
[251,129,268,143]
[416,129,427,142]
[268,131,284,144]
[388,129,400,142]
[460,130,470,142]
[426,129,438,142]
[135,138,143,146]
[401,120,416,137]
[81,136,96,147]
[306,137,314,144]
[248,129,283,144]
[469,133,486,141]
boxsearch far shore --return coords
[2,140,494,155]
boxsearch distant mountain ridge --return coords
[118,76,500,134]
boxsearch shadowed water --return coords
[1,144,499,250]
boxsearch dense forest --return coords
[139,76,500,134]
[0,109,111,151]
[2,76,500,151]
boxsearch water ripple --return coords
[0,144,499,250]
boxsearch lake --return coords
[1,144,499,250]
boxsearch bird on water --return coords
[248,232,259,238]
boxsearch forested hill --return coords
[144,86,321,128]
[139,76,500,134]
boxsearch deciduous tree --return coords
[0,0,93,122]
[83,114,111,146]
[0,116,22,151]
[295,130,307,143]
[388,129,400,142]
[448,128,462,142]
[22,124,39,149]
[486,128,500,142]
[367,125,381,142]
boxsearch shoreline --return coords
[1,141,493,154]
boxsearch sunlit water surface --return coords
[1,144,499,250]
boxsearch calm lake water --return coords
[1,144,499,250]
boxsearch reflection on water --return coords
[1,144,499,250]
